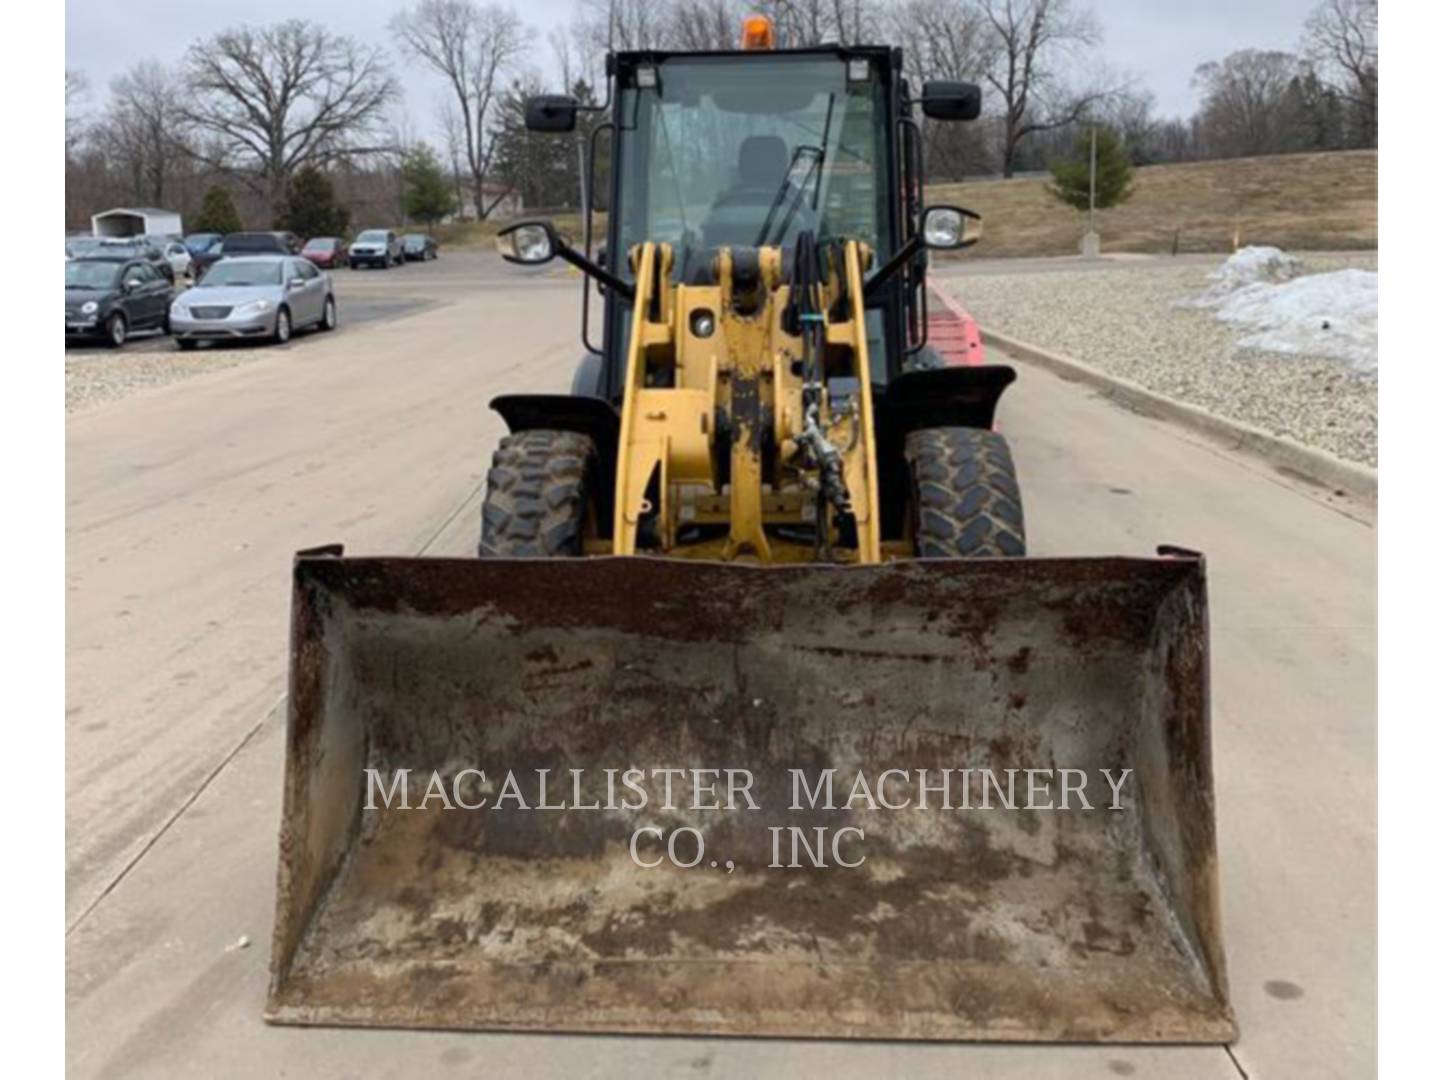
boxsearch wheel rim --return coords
[324,299,335,328]
[110,315,126,345]
[277,311,290,342]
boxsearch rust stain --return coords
[266,550,1232,1042]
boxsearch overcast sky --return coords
[66,0,1322,138]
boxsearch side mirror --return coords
[123,278,141,292]
[862,205,984,302]
[921,205,982,250]
[525,95,579,133]
[497,220,635,301]
[496,221,558,265]
[921,81,982,122]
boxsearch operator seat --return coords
[702,134,815,248]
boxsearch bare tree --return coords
[575,0,672,53]
[435,98,471,215]
[761,0,864,46]
[887,0,992,178]
[1192,50,1310,158]
[549,26,577,91]
[1302,0,1377,146]
[181,20,400,218]
[891,0,986,83]
[100,61,188,206]
[390,1,531,220]
[975,0,1112,177]
[669,0,741,51]
[66,70,91,156]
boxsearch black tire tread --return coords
[906,427,1026,557]
[479,430,596,557]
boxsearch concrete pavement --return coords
[66,255,1375,1077]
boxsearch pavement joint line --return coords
[417,478,488,556]
[1224,1044,1252,1079]
[65,692,282,938]
[68,473,494,937]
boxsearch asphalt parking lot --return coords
[65,243,1374,1078]
[64,249,551,358]
[64,249,571,413]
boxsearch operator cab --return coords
[517,33,981,397]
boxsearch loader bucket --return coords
[267,549,1234,1042]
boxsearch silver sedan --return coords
[170,255,336,349]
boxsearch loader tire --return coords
[905,427,1025,557]
[479,430,597,557]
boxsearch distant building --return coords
[91,206,184,238]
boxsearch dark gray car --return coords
[65,256,173,347]
[169,256,336,349]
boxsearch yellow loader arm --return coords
[612,240,881,563]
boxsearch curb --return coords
[980,327,1377,503]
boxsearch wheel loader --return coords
[267,19,1234,1043]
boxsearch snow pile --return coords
[1209,268,1378,374]
[1180,247,1306,309]
[1209,245,1304,291]
[1179,248,1378,375]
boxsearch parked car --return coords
[188,236,226,279]
[401,233,438,261]
[65,236,105,260]
[349,229,403,269]
[94,237,175,284]
[300,236,347,269]
[66,255,173,347]
[169,255,336,349]
[220,231,298,258]
[184,232,223,255]
[158,239,192,279]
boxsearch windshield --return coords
[304,238,336,251]
[66,261,120,289]
[199,262,283,287]
[357,230,388,242]
[616,55,889,277]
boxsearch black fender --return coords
[878,364,1017,437]
[490,394,620,537]
[873,364,1018,539]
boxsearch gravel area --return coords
[937,252,1378,466]
[66,341,279,415]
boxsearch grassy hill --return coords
[440,149,1377,259]
[929,149,1377,258]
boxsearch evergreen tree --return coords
[1047,127,1136,213]
[277,166,350,238]
[191,184,243,234]
[401,143,457,226]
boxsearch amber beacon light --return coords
[740,13,776,50]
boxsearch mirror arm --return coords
[554,240,635,302]
[862,235,923,302]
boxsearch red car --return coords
[300,237,347,269]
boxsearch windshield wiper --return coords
[754,144,823,248]
[754,93,836,247]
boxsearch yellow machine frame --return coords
[608,240,882,564]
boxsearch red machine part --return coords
[926,288,985,366]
